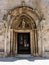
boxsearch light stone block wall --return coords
[0,23,4,50]
[0,0,49,57]
[0,22,10,56]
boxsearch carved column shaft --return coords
[10,29,13,55]
[35,29,38,56]
[4,28,7,56]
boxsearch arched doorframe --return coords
[3,5,41,56]
[10,13,38,56]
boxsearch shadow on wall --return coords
[0,57,49,62]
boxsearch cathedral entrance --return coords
[8,4,39,56]
[17,33,30,54]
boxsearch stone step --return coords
[15,54,33,58]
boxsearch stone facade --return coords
[0,0,49,57]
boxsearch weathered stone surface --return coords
[0,0,49,57]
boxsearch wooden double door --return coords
[17,33,30,54]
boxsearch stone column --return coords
[13,32,16,55]
[10,29,13,56]
[35,29,38,56]
[32,29,38,56]
[13,32,17,56]
[7,28,11,55]
[30,30,35,56]
[4,28,7,56]
[32,29,36,56]
[40,20,45,57]
[15,33,17,55]
[30,30,33,55]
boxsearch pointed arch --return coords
[3,5,40,56]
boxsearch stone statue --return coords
[22,19,25,28]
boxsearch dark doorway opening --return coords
[17,33,30,54]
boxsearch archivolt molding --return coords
[9,7,40,25]
[3,2,43,29]
[11,13,36,29]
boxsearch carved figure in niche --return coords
[22,19,25,28]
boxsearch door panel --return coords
[17,33,30,54]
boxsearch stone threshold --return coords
[14,54,33,58]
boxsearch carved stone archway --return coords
[10,11,39,56]
[3,2,41,56]
[10,14,38,56]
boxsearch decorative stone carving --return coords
[22,19,25,28]
[21,1,25,6]
[2,1,42,57]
